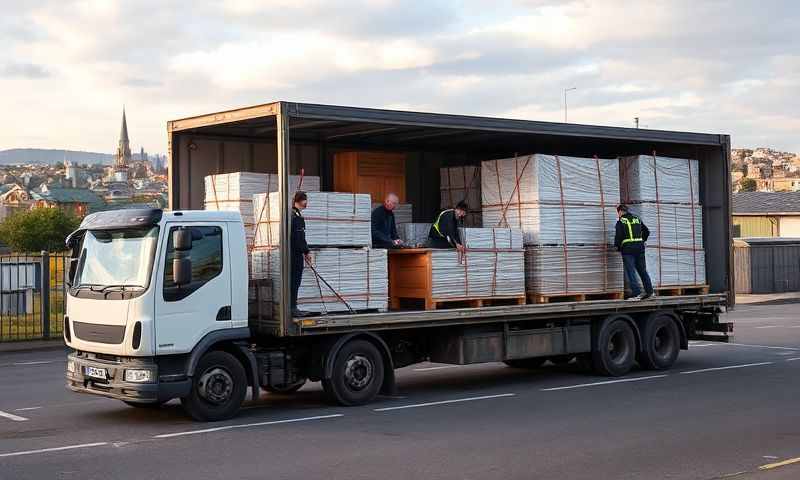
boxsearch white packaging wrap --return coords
[525,246,623,296]
[620,155,700,204]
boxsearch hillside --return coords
[0,148,114,165]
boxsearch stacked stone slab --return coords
[621,155,706,287]
[430,228,525,300]
[481,154,623,297]
[440,166,482,227]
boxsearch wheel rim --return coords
[653,325,675,359]
[608,330,631,365]
[344,354,374,391]
[197,367,234,405]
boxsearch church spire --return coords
[116,107,131,169]
[120,107,129,145]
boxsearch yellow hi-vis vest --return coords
[620,216,644,245]
[433,209,454,238]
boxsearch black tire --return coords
[504,357,547,369]
[123,400,165,409]
[322,340,384,406]
[181,351,247,422]
[264,379,307,394]
[592,318,637,376]
[548,355,575,366]
[638,313,680,370]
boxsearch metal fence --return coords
[0,252,69,342]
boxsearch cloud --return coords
[0,0,798,154]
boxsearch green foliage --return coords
[739,177,757,192]
[0,208,80,253]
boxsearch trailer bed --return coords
[295,294,727,333]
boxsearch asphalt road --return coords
[1,304,800,480]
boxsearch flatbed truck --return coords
[64,102,733,421]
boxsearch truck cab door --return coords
[154,223,232,355]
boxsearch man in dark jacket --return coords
[428,201,468,251]
[614,204,654,301]
[371,193,403,248]
[291,191,312,316]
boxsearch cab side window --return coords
[163,226,223,302]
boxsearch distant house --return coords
[31,185,104,217]
[732,192,800,237]
[0,183,32,220]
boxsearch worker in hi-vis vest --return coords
[427,200,468,252]
[614,204,654,301]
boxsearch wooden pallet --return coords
[391,295,526,311]
[654,285,709,296]
[527,291,625,304]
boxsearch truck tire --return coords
[181,350,247,422]
[592,318,637,376]
[504,357,546,369]
[638,313,680,370]
[322,339,384,406]
[264,379,307,394]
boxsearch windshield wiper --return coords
[75,283,104,292]
[97,284,145,292]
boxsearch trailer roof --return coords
[168,101,727,147]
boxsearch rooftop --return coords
[732,191,800,215]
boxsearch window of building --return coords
[163,226,223,302]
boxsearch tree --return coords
[739,177,757,192]
[0,208,80,253]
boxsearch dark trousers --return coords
[290,254,305,310]
[622,253,653,297]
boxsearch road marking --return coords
[374,393,516,411]
[724,343,799,351]
[0,409,28,421]
[776,352,795,356]
[680,362,773,375]
[153,414,344,439]
[13,360,55,366]
[785,358,800,362]
[413,365,460,372]
[541,375,668,391]
[760,456,800,470]
[754,326,779,329]
[763,455,780,459]
[14,406,42,412]
[689,344,716,347]
[0,442,107,458]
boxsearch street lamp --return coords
[564,87,576,123]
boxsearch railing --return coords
[0,252,69,342]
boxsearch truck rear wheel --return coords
[181,350,247,422]
[638,313,680,370]
[592,318,637,376]
[504,357,546,369]
[322,339,384,406]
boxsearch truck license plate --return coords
[84,366,107,379]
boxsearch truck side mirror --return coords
[173,253,192,286]
[173,229,193,251]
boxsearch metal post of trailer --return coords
[276,103,293,334]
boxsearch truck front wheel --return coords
[322,339,384,406]
[181,350,247,422]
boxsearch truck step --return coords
[527,291,624,304]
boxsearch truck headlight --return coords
[66,360,76,373]
[124,369,154,383]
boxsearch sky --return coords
[1,0,798,154]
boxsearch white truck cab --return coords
[65,209,255,419]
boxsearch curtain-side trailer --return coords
[65,102,732,421]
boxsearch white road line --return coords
[724,343,799,351]
[0,442,107,458]
[680,362,774,375]
[0,409,28,421]
[374,393,516,411]
[413,365,460,372]
[153,414,344,439]
[689,344,716,347]
[14,406,42,412]
[776,352,795,356]
[755,326,780,329]
[541,375,668,391]
[13,360,55,366]
[785,358,800,362]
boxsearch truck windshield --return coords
[74,227,159,290]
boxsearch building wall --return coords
[732,215,778,237]
[780,216,800,237]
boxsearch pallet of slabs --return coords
[372,202,413,226]
[253,191,372,248]
[388,228,525,310]
[250,247,388,315]
[621,154,706,288]
[398,223,431,247]
[481,154,619,245]
[440,166,482,227]
[524,245,624,303]
[204,172,320,247]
